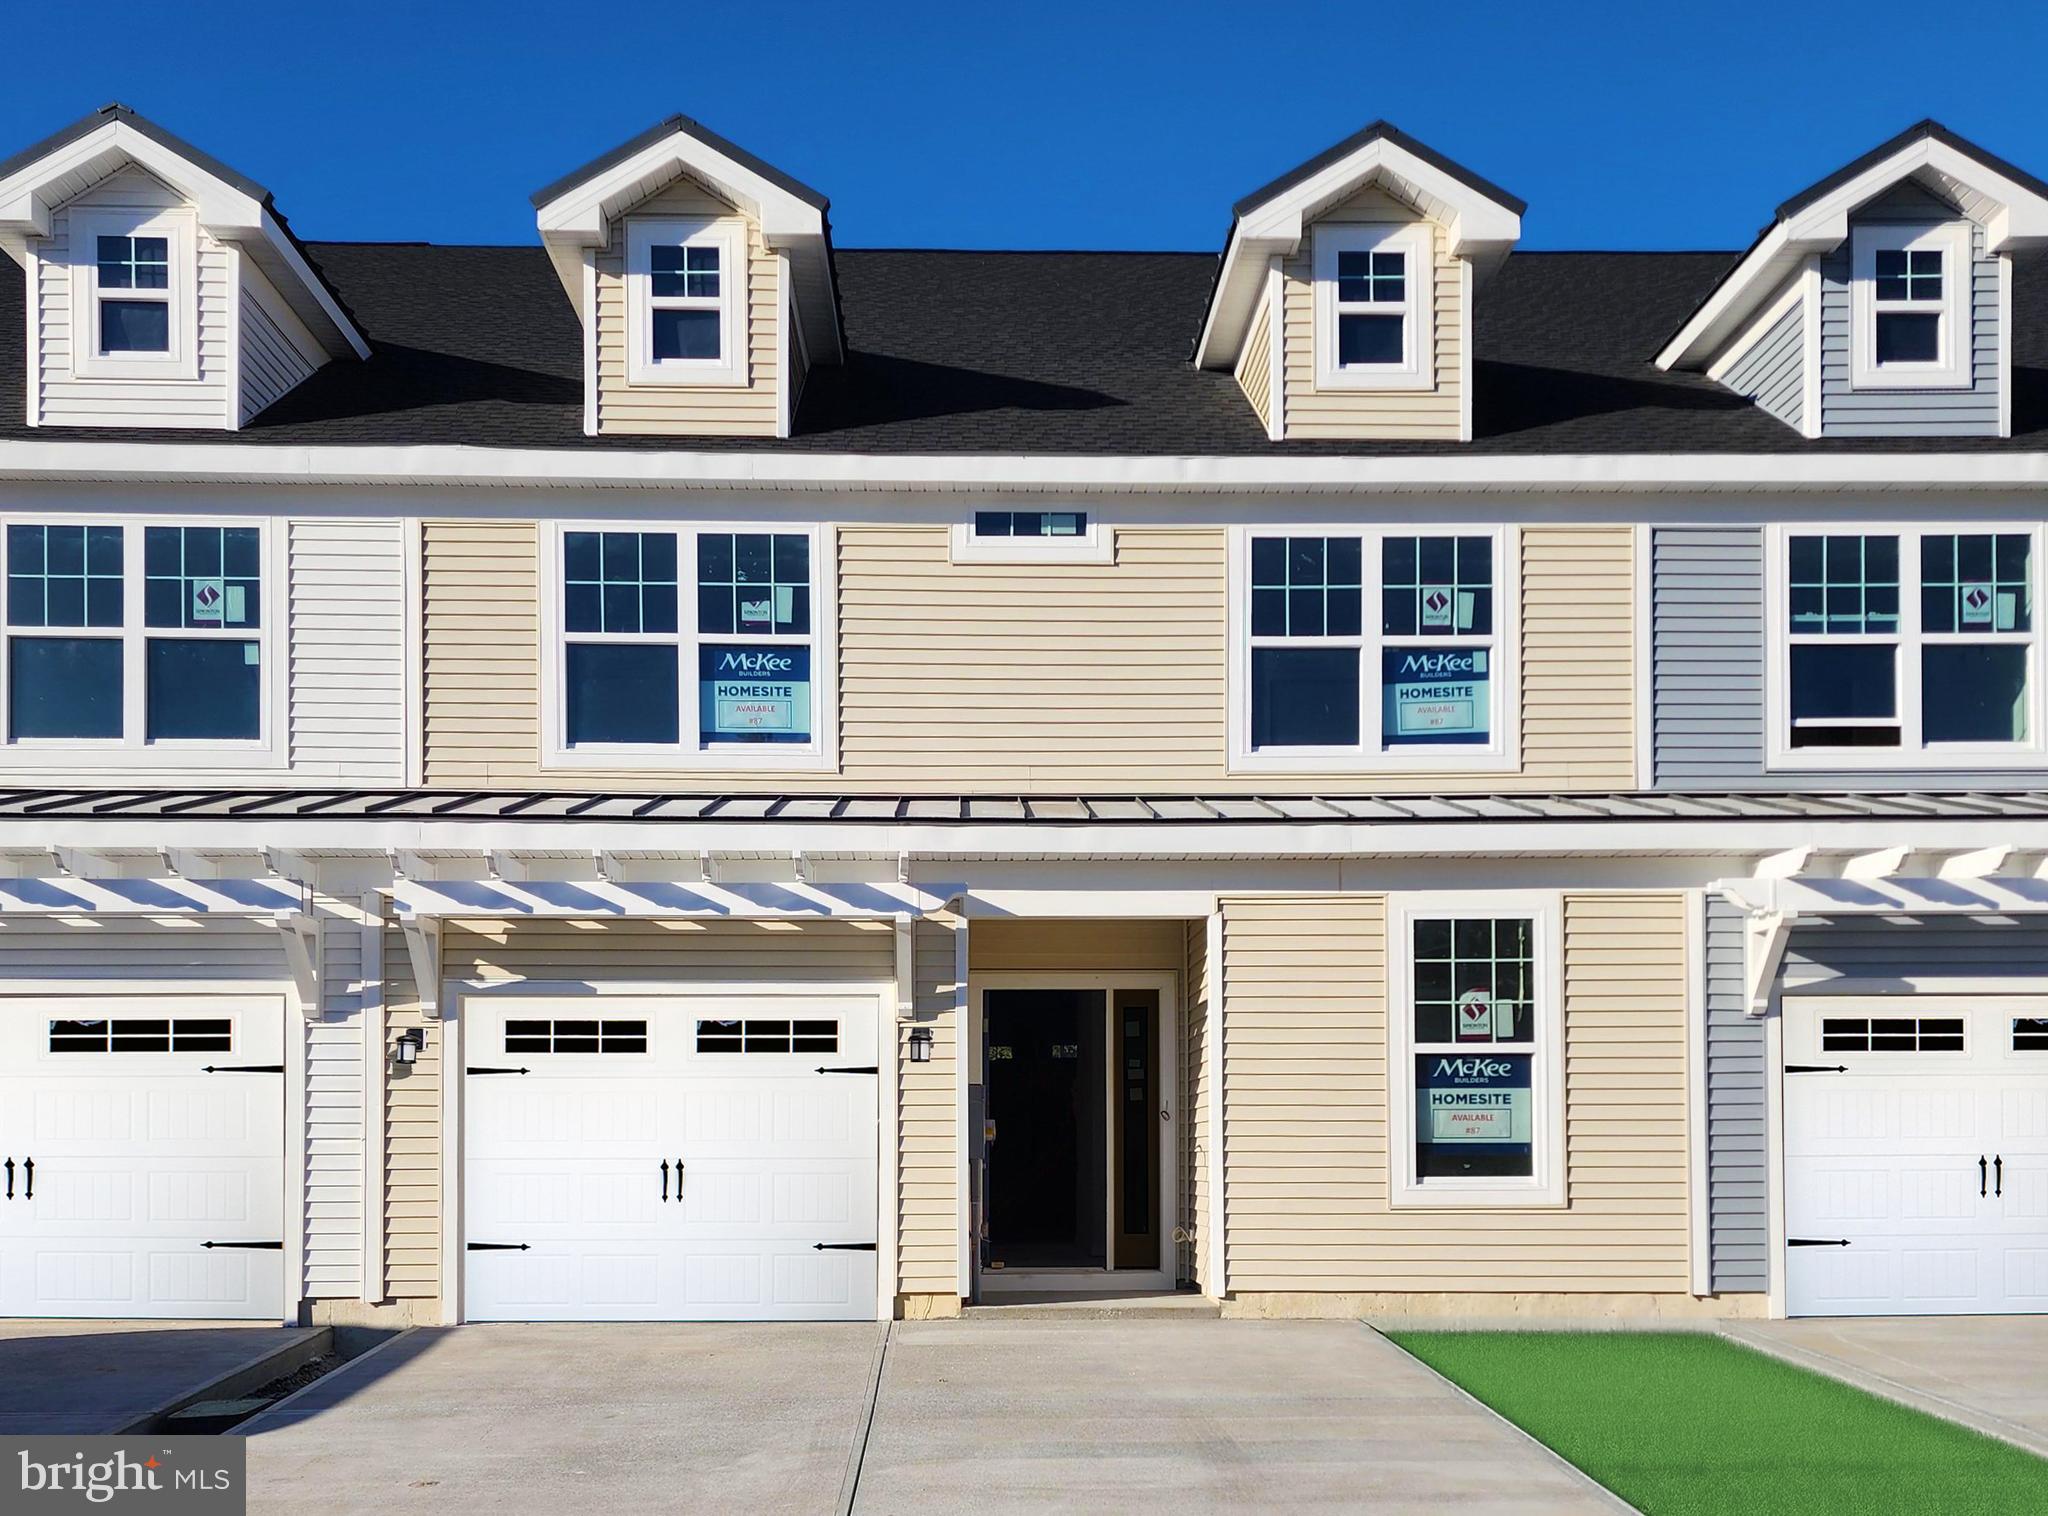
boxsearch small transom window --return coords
[1820,1016,1965,1053]
[2014,1018,2048,1052]
[696,1018,838,1054]
[504,1018,648,1054]
[973,511,1087,539]
[49,1017,231,1053]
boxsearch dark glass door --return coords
[1112,989,1160,1270]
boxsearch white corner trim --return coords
[952,916,971,1302]
[1266,257,1285,441]
[1763,1006,1787,1319]
[1800,257,1823,438]
[1685,887,1710,1296]
[1632,522,1654,786]
[580,249,598,436]
[1457,258,1473,442]
[400,517,424,789]
[437,1000,461,1325]
[776,249,793,440]
[225,243,243,429]
[22,243,38,428]
[1204,908,1225,1297]
[283,997,308,1322]
[1999,252,2014,438]
[359,893,387,1304]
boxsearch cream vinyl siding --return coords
[1281,186,1461,440]
[968,919,1187,973]
[902,914,963,1299]
[593,176,779,437]
[377,918,899,1305]
[33,167,231,428]
[1218,892,1689,1296]
[421,521,1635,792]
[1183,918,1212,1289]
[1236,293,1273,432]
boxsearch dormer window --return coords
[625,217,747,387]
[68,208,196,380]
[1314,225,1432,390]
[1851,223,1970,389]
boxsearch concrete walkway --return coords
[0,1320,323,1434]
[1723,1316,2048,1457]
[241,1323,885,1516]
[855,1319,1623,1513]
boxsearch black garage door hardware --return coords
[467,1242,530,1251]
[817,1065,879,1075]
[203,1240,283,1250]
[814,1242,877,1252]
[204,1064,285,1074]
[1785,1065,1848,1074]
[467,1067,530,1075]
[1787,1238,1851,1247]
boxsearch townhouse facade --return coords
[0,105,2045,1327]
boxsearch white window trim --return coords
[0,515,285,769]
[1764,521,2047,771]
[1227,524,1519,774]
[1312,223,1434,392]
[539,521,838,773]
[624,217,749,388]
[68,207,199,382]
[1850,221,1973,391]
[948,514,1113,565]
[1386,891,1567,1210]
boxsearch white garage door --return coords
[464,993,881,1322]
[0,997,286,1320]
[1785,997,2048,1316]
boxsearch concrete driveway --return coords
[240,1318,1618,1515]
[1723,1316,2048,1457]
[0,1320,324,1434]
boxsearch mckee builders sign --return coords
[699,645,812,743]
[1382,648,1489,744]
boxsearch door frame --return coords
[442,977,896,1325]
[1776,992,2048,1318]
[966,970,1178,1296]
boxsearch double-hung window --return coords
[1771,525,2041,764]
[549,524,831,768]
[1851,223,1971,389]
[1236,527,1511,769]
[1,520,271,756]
[1388,894,1564,1208]
[69,210,196,380]
[625,218,747,387]
[1313,224,1433,390]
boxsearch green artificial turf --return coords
[1387,1330,2048,1516]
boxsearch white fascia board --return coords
[255,210,370,359]
[1662,137,2048,373]
[13,815,2048,862]
[1195,136,1520,371]
[535,133,823,247]
[1705,271,1806,384]
[12,438,2048,493]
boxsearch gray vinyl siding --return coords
[1818,183,2000,438]
[1783,917,2048,992]
[1704,894,1766,1293]
[1649,525,2048,788]
[1722,300,1804,433]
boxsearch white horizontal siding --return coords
[238,264,321,423]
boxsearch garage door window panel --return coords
[504,1017,649,1054]
[696,1018,838,1054]
[1774,526,2043,766]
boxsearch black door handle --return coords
[660,1160,669,1202]
[1982,1155,1990,1197]
[20,1158,29,1201]
[3,1158,11,1200]
[1995,1156,2003,1198]
[674,1158,684,1200]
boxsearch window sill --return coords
[1847,367,1974,392]
[624,365,750,390]
[1387,1191,1570,1212]
[542,744,838,774]
[1312,367,1435,394]
[1228,749,1518,776]
[1766,745,2046,772]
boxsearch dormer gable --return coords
[0,104,367,431]
[1658,120,2048,439]
[532,113,841,439]
[1194,122,1523,443]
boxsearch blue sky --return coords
[5,0,2046,253]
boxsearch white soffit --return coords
[388,876,960,921]
[0,112,367,360]
[1713,870,2048,920]
[532,118,839,361]
[1658,130,2048,373]
[1195,128,1523,372]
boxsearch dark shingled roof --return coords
[2,238,2045,454]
